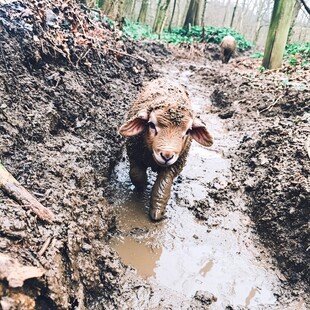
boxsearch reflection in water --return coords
[199,260,214,277]
[245,287,257,307]
[111,236,162,278]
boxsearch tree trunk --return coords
[237,0,251,32]
[262,0,295,69]
[201,0,208,27]
[129,0,136,19]
[137,0,149,24]
[175,0,184,27]
[102,0,116,18]
[194,0,205,27]
[116,0,124,29]
[223,0,231,26]
[288,1,301,43]
[168,0,177,31]
[152,0,171,35]
[253,0,264,44]
[299,0,310,14]
[230,0,239,28]
[123,0,133,18]
[183,0,198,29]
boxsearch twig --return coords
[306,135,310,159]
[0,163,54,223]
[241,75,254,81]
[76,48,91,66]
[259,95,284,113]
[38,237,52,256]
[108,48,146,62]
[76,15,86,37]
[33,191,45,197]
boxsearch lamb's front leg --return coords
[149,169,176,221]
[129,159,147,191]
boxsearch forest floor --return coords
[0,1,309,309]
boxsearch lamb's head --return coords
[119,102,213,167]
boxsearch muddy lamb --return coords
[118,78,213,221]
[220,35,236,63]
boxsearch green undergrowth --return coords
[285,42,309,66]
[122,19,253,51]
[251,42,309,66]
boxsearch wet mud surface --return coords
[0,1,309,309]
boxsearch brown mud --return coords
[0,1,309,309]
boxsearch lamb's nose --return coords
[160,151,174,162]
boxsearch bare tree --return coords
[127,0,137,19]
[137,0,149,24]
[183,0,205,29]
[236,0,245,31]
[288,1,302,42]
[116,0,124,29]
[123,0,132,15]
[230,0,239,28]
[223,0,231,26]
[236,0,254,32]
[299,0,310,15]
[153,0,171,35]
[101,0,116,18]
[201,0,208,27]
[194,0,205,26]
[253,0,264,43]
[168,0,177,31]
[262,0,295,69]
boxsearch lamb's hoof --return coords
[149,208,165,221]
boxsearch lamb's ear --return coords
[118,110,149,137]
[190,117,213,147]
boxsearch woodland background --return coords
[87,0,310,49]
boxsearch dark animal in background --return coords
[220,35,236,64]
[118,78,213,221]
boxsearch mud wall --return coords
[208,61,310,291]
[0,1,158,308]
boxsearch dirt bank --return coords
[0,1,309,309]
[0,1,159,308]
[202,57,310,289]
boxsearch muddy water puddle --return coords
[107,65,286,308]
[108,148,281,308]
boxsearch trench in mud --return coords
[106,65,287,308]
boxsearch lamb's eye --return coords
[148,122,156,130]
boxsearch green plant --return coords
[258,65,265,72]
[284,42,310,66]
[289,57,298,66]
[285,42,310,56]
[251,52,263,59]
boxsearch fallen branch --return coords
[259,95,284,113]
[0,163,54,223]
[108,48,147,62]
[38,237,52,256]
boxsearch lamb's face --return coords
[145,107,193,167]
[118,103,213,164]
